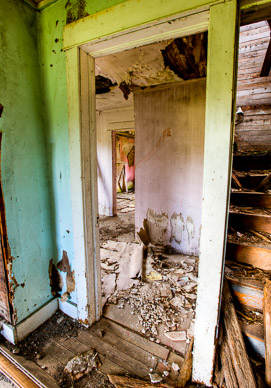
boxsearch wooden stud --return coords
[264,279,271,386]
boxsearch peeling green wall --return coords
[0,0,54,323]
[37,0,127,305]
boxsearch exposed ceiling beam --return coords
[260,20,271,77]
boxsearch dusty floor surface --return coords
[3,311,114,388]
[99,193,136,244]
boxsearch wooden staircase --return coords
[226,152,271,358]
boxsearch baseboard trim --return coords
[0,298,58,344]
[58,299,78,320]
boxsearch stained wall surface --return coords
[135,80,206,255]
[0,0,54,323]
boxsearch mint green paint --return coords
[0,0,54,323]
[36,0,127,305]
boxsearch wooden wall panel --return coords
[236,21,271,151]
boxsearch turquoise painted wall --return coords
[37,0,127,305]
[0,0,54,323]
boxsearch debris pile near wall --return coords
[103,246,198,346]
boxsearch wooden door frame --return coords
[64,1,238,384]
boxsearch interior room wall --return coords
[135,79,206,255]
[0,0,54,323]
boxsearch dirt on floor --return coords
[2,312,114,388]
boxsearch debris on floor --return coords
[65,349,100,380]
[117,192,135,213]
[104,249,198,346]
[101,240,144,305]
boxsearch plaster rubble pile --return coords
[101,244,198,345]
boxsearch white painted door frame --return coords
[64,1,238,384]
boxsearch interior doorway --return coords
[95,35,207,359]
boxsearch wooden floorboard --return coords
[43,339,74,364]
[90,322,158,369]
[99,317,170,360]
[76,329,151,378]
[0,317,187,386]
[104,304,187,355]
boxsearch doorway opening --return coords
[96,34,207,362]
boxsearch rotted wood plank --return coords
[264,280,271,386]
[226,243,271,270]
[230,192,271,208]
[229,212,271,233]
[241,322,265,359]
[222,280,257,388]
[228,277,264,311]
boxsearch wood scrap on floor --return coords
[176,337,193,388]
[264,280,271,386]
[218,280,257,388]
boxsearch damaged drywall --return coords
[57,250,75,301]
[49,259,63,296]
[135,80,206,255]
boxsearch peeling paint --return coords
[146,208,169,246]
[57,250,75,299]
[49,259,63,296]
[137,218,150,246]
[170,212,185,244]
[186,216,195,246]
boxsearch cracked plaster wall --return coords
[135,80,206,255]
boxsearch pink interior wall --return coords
[135,79,206,255]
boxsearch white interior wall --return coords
[135,79,206,255]
[96,107,134,216]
